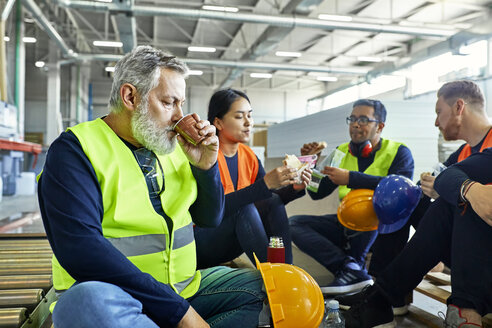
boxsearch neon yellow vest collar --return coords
[337,139,403,200]
[51,118,200,298]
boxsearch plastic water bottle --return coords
[432,162,447,177]
[323,300,345,327]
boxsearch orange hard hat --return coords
[254,254,324,328]
[337,188,378,231]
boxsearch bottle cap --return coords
[328,300,339,310]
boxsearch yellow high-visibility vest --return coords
[337,139,403,200]
[50,118,201,298]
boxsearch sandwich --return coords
[283,154,310,182]
[308,141,327,155]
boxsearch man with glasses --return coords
[290,99,414,294]
[339,81,492,327]
[37,46,265,328]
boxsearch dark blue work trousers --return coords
[289,214,378,274]
[194,193,293,268]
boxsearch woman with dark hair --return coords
[193,88,310,268]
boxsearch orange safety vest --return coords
[457,128,492,162]
[217,143,259,195]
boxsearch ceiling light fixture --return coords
[93,40,123,47]
[275,51,302,58]
[250,73,272,79]
[105,66,115,72]
[357,56,383,63]
[4,36,9,42]
[202,5,239,13]
[95,0,113,2]
[188,70,204,76]
[318,14,353,22]
[35,61,45,68]
[23,37,37,43]
[188,46,216,53]
[316,76,338,82]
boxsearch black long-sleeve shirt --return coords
[221,152,304,217]
[435,148,492,205]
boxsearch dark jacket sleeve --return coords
[348,144,414,190]
[435,148,492,205]
[307,176,338,200]
[222,156,272,216]
[274,185,306,204]
[189,162,225,228]
[38,132,189,327]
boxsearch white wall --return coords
[185,85,324,124]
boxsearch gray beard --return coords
[131,101,177,155]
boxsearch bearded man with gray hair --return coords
[38,46,265,328]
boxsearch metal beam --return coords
[1,0,16,21]
[111,0,136,53]
[73,54,369,75]
[308,30,490,101]
[111,13,136,52]
[1,0,17,102]
[219,0,324,88]
[54,1,457,38]
[22,0,73,56]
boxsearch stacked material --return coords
[0,237,54,328]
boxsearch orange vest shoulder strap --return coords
[458,128,492,162]
[217,144,259,195]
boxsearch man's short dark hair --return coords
[353,99,386,123]
[437,80,484,110]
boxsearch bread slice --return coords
[283,154,310,184]
[283,154,303,169]
[305,141,327,155]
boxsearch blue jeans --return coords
[290,214,378,273]
[52,266,266,328]
[194,194,293,267]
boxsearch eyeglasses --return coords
[346,116,379,126]
[133,148,165,197]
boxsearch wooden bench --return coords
[415,272,492,328]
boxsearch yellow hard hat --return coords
[254,254,324,328]
[337,188,379,231]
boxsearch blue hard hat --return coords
[372,175,422,234]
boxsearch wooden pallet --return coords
[415,272,492,328]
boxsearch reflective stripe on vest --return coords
[175,273,196,294]
[337,139,403,200]
[172,223,194,250]
[48,119,201,298]
[457,128,492,162]
[108,234,167,257]
[106,223,194,256]
[217,143,259,194]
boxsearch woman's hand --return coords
[264,166,298,190]
[293,168,312,191]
